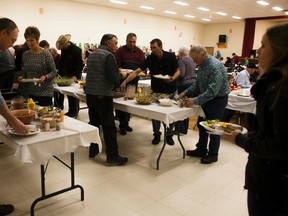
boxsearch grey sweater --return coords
[85,45,121,97]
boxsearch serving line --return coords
[0,116,102,216]
[54,84,204,170]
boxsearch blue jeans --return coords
[196,96,228,155]
[115,109,130,130]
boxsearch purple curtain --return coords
[242,18,256,58]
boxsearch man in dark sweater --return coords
[85,34,128,166]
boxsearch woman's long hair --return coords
[265,23,288,106]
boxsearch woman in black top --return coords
[226,23,288,215]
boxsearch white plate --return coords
[21,78,40,83]
[8,128,41,136]
[153,74,171,80]
[199,121,247,135]
[121,69,133,73]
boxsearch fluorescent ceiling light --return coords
[140,6,154,10]
[184,14,195,18]
[216,12,227,16]
[110,0,127,5]
[164,10,177,15]
[256,1,269,6]
[202,18,211,21]
[197,7,210,12]
[174,1,189,6]
[232,16,242,19]
[272,6,283,11]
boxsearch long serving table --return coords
[54,84,204,169]
[113,98,203,169]
[140,79,257,114]
[0,116,102,216]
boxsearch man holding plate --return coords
[121,38,180,145]
[178,44,229,164]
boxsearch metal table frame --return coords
[30,152,84,216]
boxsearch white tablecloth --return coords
[0,116,102,164]
[226,90,256,114]
[54,84,203,125]
[113,98,203,125]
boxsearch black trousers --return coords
[86,94,119,158]
[248,190,288,216]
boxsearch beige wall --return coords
[1,0,280,58]
[0,0,204,52]
[202,22,245,59]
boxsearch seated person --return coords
[235,62,257,88]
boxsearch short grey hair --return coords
[189,44,207,57]
[178,47,189,55]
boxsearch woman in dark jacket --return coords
[226,23,288,215]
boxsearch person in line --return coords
[178,44,229,164]
[0,49,16,91]
[12,42,29,98]
[39,40,50,50]
[174,46,196,135]
[115,32,145,135]
[0,17,29,216]
[121,38,180,145]
[225,23,288,216]
[85,34,128,166]
[56,34,84,117]
[235,62,257,88]
[19,26,57,106]
[84,43,92,59]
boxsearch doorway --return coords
[205,47,214,56]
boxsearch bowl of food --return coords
[11,109,37,124]
[158,98,173,106]
[135,95,152,105]
[53,77,74,86]
[36,106,60,117]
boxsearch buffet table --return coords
[54,84,203,169]
[0,116,102,216]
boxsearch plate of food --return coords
[199,120,247,135]
[153,74,171,80]
[8,127,41,136]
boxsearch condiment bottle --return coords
[27,98,36,110]
[44,122,50,131]
[56,122,61,131]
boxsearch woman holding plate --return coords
[21,26,57,106]
[226,23,288,215]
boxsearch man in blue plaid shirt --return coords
[178,44,229,164]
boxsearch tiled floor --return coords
[0,102,248,216]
